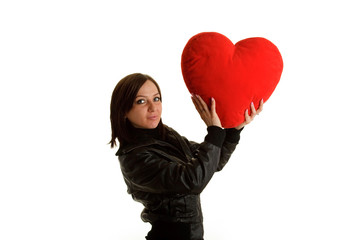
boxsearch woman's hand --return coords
[235,99,264,130]
[191,94,222,128]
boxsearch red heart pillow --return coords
[181,32,283,128]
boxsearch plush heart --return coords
[181,32,283,128]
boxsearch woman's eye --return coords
[136,99,146,104]
[154,97,161,102]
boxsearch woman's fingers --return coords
[210,98,222,127]
[191,94,209,124]
[244,109,250,123]
[210,97,216,115]
[249,99,264,118]
[193,94,211,117]
[250,102,256,116]
[191,94,202,111]
[196,94,210,113]
[191,94,202,113]
[257,99,264,114]
[234,99,265,129]
[191,94,222,128]
[191,94,207,116]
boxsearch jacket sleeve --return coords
[186,127,243,172]
[119,128,225,195]
[216,127,244,171]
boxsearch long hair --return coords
[109,73,163,148]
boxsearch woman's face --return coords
[126,80,162,129]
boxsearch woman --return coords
[109,73,263,240]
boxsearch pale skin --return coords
[191,94,263,129]
[126,80,162,129]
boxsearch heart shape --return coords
[181,32,283,128]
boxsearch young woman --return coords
[109,73,263,240]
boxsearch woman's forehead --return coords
[136,80,160,96]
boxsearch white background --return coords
[1,0,359,239]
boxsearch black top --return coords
[117,123,243,240]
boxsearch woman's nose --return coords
[148,102,156,112]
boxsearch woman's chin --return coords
[144,119,160,129]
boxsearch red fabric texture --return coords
[181,32,283,128]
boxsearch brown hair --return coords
[109,73,163,148]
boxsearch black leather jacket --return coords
[116,125,242,239]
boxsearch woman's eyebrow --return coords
[136,93,160,98]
